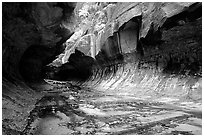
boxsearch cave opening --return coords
[45,49,96,81]
[19,45,56,82]
[19,45,96,83]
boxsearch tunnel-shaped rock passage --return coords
[19,45,55,82]
[2,2,202,135]
[45,49,96,81]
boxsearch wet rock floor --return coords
[24,80,202,135]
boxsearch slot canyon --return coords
[2,2,202,135]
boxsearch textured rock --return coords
[2,2,76,81]
[53,2,201,67]
[2,2,76,134]
[100,2,199,48]
[2,78,43,133]
[2,2,202,135]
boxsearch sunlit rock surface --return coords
[54,2,200,65]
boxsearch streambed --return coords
[23,80,202,135]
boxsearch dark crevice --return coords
[162,2,202,30]
[45,49,95,81]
